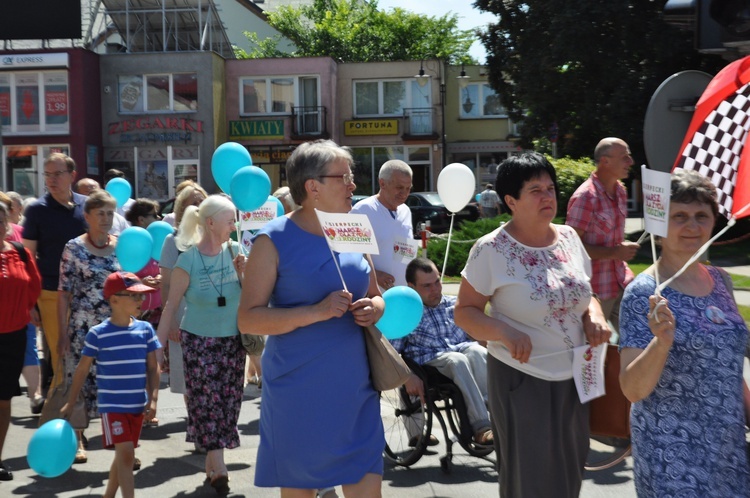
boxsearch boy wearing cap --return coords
[61,271,161,498]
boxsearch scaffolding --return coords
[102,0,233,57]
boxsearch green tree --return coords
[475,0,724,159]
[237,0,474,63]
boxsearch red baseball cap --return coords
[103,271,156,299]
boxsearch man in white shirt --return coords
[478,183,501,218]
[351,160,416,289]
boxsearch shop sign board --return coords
[107,116,204,144]
[344,119,398,136]
[0,53,69,69]
[229,120,285,140]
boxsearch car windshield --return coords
[420,193,445,206]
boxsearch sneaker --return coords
[29,396,45,415]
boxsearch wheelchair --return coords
[380,358,494,473]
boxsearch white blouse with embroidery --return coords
[461,224,593,381]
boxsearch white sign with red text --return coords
[572,342,607,404]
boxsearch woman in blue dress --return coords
[238,140,385,497]
[619,169,750,497]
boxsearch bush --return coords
[549,155,595,218]
[425,214,565,277]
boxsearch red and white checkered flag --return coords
[674,56,750,220]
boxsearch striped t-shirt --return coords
[81,318,162,414]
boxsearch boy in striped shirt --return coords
[62,271,161,498]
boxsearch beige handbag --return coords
[39,361,89,430]
[362,324,412,392]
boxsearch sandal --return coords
[473,428,494,445]
[143,417,159,427]
[209,471,230,495]
[74,448,87,464]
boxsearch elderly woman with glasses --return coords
[158,194,245,495]
[619,169,750,497]
[58,190,122,463]
[239,140,385,498]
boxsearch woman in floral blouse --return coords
[58,190,121,463]
[455,152,610,498]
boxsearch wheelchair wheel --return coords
[442,392,494,458]
[381,385,432,467]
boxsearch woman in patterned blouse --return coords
[455,152,610,498]
[619,169,750,497]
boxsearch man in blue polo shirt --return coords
[22,152,88,387]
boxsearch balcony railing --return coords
[402,107,434,136]
[291,106,327,137]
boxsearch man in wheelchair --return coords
[391,258,493,446]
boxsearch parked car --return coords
[406,192,480,236]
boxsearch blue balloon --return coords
[212,142,252,193]
[27,419,77,477]
[105,178,132,208]
[376,286,424,340]
[268,195,285,216]
[475,193,481,203]
[147,221,174,262]
[115,227,153,273]
[230,166,271,212]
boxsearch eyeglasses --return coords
[43,170,70,179]
[318,173,355,185]
[146,212,160,219]
[114,293,146,301]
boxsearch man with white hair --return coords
[351,159,415,289]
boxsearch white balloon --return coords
[437,163,476,213]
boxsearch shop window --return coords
[118,73,197,114]
[240,76,313,116]
[459,83,506,119]
[0,71,69,134]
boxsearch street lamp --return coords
[415,60,431,87]
[457,63,470,89]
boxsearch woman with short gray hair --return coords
[239,140,385,497]
[619,168,750,496]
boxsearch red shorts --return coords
[101,412,144,448]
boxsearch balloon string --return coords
[440,213,455,283]
[655,216,736,295]
[234,215,248,256]
[528,348,571,360]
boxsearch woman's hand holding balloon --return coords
[233,253,247,276]
[316,290,353,320]
[349,297,379,326]
[142,275,161,289]
[648,295,675,349]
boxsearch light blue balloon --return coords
[268,195,285,216]
[376,286,424,340]
[147,221,174,262]
[27,419,77,478]
[475,193,481,202]
[212,142,252,193]
[115,227,153,273]
[230,166,271,212]
[105,178,132,208]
